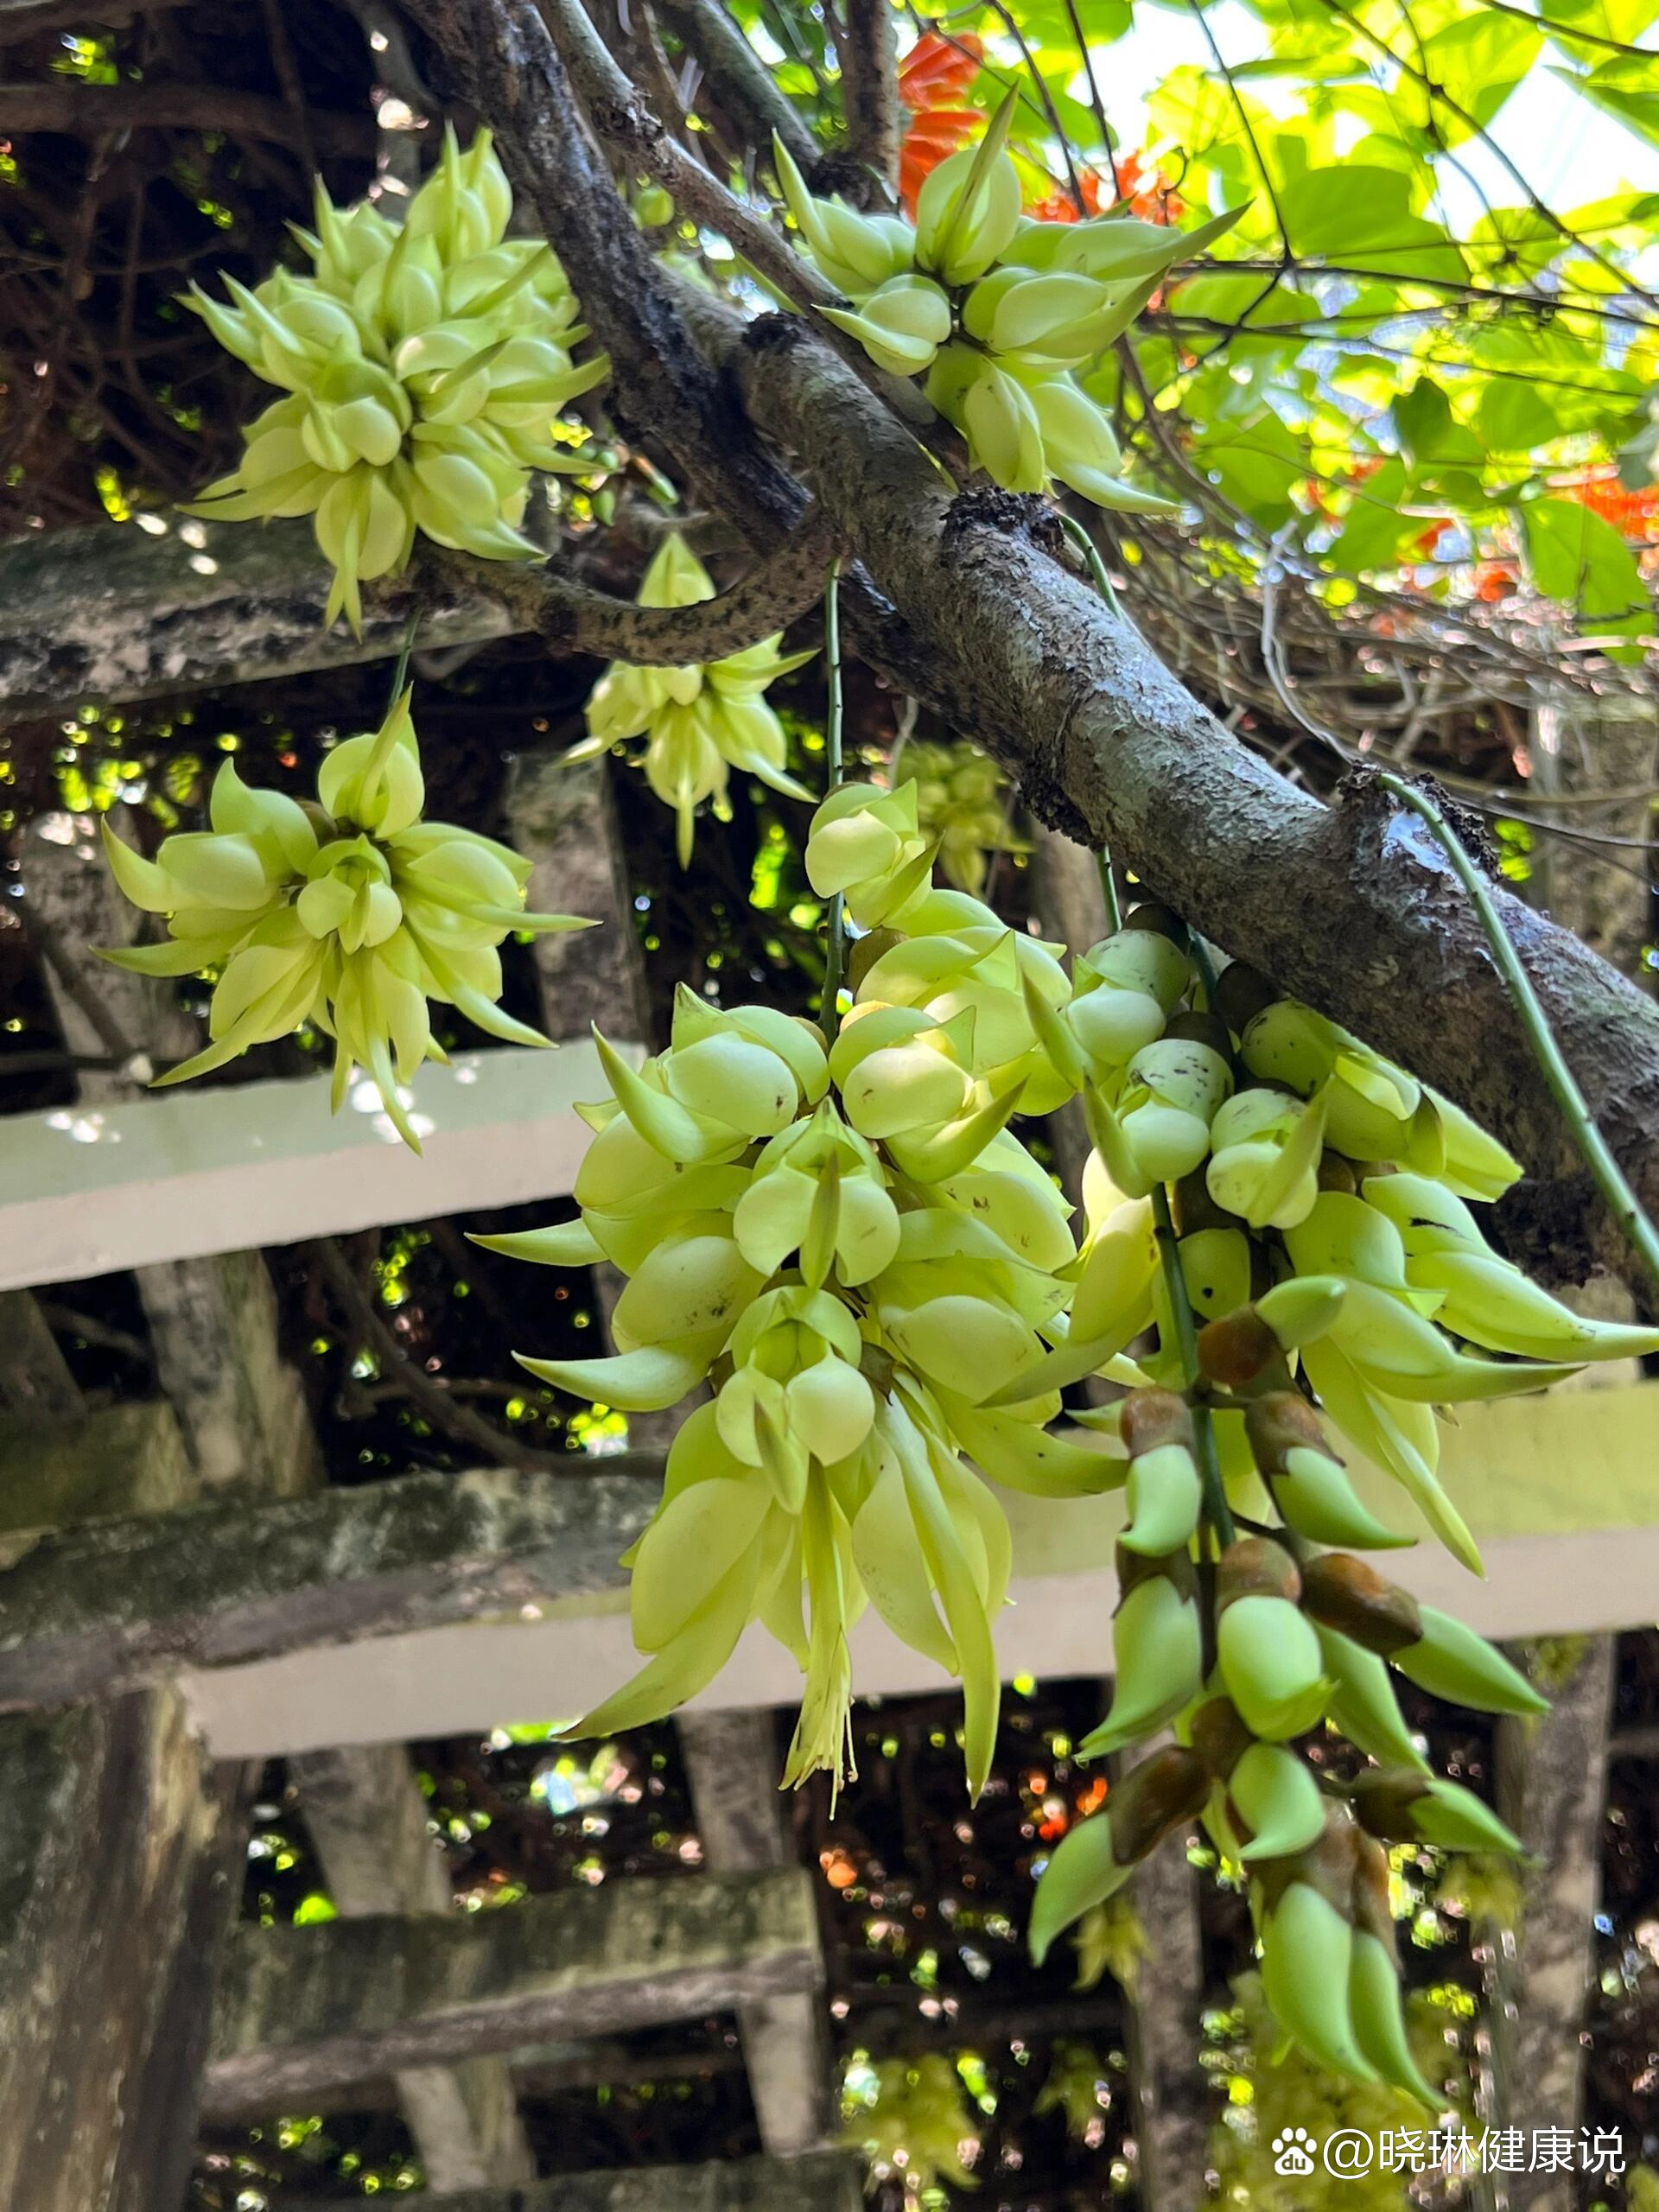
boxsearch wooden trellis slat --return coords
[271,2153,866,2212]
[0,514,518,726]
[204,1866,821,2108]
[1,1384,1655,1749]
[0,1041,616,1294]
[289,1745,536,2191]
[0,1459,662,1714]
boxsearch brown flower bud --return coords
[1299,1554,1423,1655]
[1216,1534,1302,1611]
[1213,963,1278,1038]
[1109,1744,1212,1863]
[1120,1387,1195,1460]
[1244,1390,1335,1475]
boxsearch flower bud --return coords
[1348,1768,1522,1856]
[1029,1744,1210,1963]
[1080,1548,1203,1757]
[1119,1389,1201,1557]
[1215,1539,1328,1742]
[1245,1392,1411,1549]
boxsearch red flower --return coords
[1473,561,1517,602]
[1559,470,1659,542]
[1027,150,1185,227]
[899,29,982,109]
[896,33,983,212]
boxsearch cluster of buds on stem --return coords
[99,692,589,1147]
[185,129,607,632]
[566,531,815,864]
[774,101,1241,507]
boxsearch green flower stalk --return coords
[99,691,590,1148]
[185,128,608,634]
[569,531,816,865]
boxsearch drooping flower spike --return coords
[567,531,816,864]
[99,691,592,1149]
[774,103,1243,511]
[184,128,609,634]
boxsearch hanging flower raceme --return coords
[773,101,1243,510]
[184,128,609,633]
[808,782,1075,1113]
[567,531,816,865]
[1006,917,1657,2100]
[99,691,591,1148]
[483,931,1121,1799]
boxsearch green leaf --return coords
[1416,11,1544,139]
[1521,496,1655,661]
[1538,0,1659,50]
[1274,166,1468,288]
[1324,457,1417,575]
[1191,406,1309,526]
[1392,375,1487,500]
[1554,56,1659,148]
[1476,377,1563,457]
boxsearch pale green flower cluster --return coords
[186,128,607,632]
[775,107,1239,506]
[100,693,588,1148]
[569,531,815,865]
[798,783,1656,2101]
[889,737,1026,894]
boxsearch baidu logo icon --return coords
[1271,2128,1319,2176]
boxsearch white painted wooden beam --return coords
[184,1381,1659,1758]
[0,1043,617,1292]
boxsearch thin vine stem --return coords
[1058,510,1123,621]
[1376,770,1659,1292]
[1151,1180,1236,1548]
[820,559,846,1043]
[385,607,421,709]
[1096,850,1122,933]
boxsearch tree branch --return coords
[833,0,902,202]
[646,0,823,178]
[0,82,376,157]
[717,312,1659,1277]
[0,504,834,720]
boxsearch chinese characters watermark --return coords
[1268,2126,1628,2180]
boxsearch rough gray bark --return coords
[289,1745,535,2190]
[0,1691,248,2212]
[0,1293,81,1419]
[679,1710,835,2155]
[0,1458,659,1712]
[1480,1637,1617,2211]
[204,1865,821,2106]
[833,0,902,196]
[270,2153,865,2212]
[0,506,833,727]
